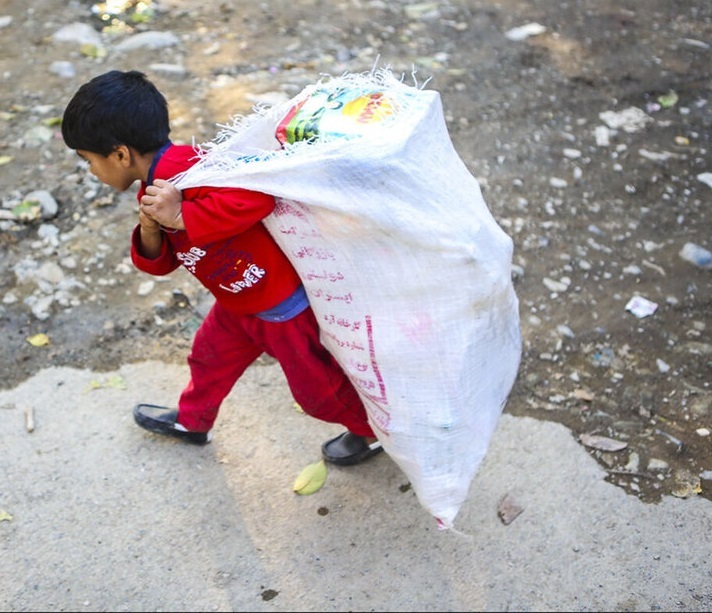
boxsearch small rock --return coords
[115,31,180,51]
[49,61,76,78]
[26,294,54,320]
[505,22,546,41]
[497,493,524,525]
[543,277,569,293]
[37,224,60,244]
[624,451,640,472]
[38,262,65,285]
[572,389,594,402]
[23,126,55,148]
[656,359,670,373]
[52,23,103,47]
[138,281,155,296]
[23,190,59,220]
[404,3,440,19]
[149,63,188,77]
[595,125,610,146]
[599,107,653,132]
[647,458,669,471]
[556,324,575,338]
[623,264,642,275]
[679,242,712,269]
[579,433,628,452]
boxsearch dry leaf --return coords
[293,460,327,495]
[85,380,102,391]
[497,493,524,525]
[80,43,106,58]
[579,432,628,452]
[0,510,13,522]
[42,117,62,127]
[84,374,126,392]
[105,375,126,389]
[0,155,13,166]
[657,90,678,108]
[27,333,50,347]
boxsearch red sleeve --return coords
[130,225,181,275]
[180,186,276,245]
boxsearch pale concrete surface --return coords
[1,361,710,612]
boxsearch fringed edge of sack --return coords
[210,63,433,148]
[172,64,435,184]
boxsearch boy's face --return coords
[77,147,137,192]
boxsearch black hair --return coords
[61,70,170,155]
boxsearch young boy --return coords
[61,70,383,466]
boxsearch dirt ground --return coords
[1,0,711,517]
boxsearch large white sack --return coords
[172,69,522,529]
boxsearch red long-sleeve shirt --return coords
[131,144,302,315]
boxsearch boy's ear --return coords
[113,144,132,165]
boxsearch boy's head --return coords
[62,70,170,156]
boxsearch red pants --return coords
[176,301,374,437]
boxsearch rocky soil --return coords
[1,0,711,506]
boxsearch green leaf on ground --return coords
[293,460,327,495]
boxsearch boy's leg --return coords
[258,308,384,465]
[177,303,263,432]
[134,303,262,440]
[260,308,375,438]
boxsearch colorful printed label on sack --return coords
[276,87,402,145]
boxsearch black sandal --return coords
[133,404,212,445]
[321,431,383,466]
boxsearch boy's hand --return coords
[137,206,163,259]
[138,206,161,234]
[140,179,186,230]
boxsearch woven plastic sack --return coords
[172,69,522,529]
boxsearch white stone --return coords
[505,23,546,41]
[115,31,180,51]
[52,23,103,47]
[138,281,155,296]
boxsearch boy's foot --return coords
[321,431,383,465]
[133,404,212,445]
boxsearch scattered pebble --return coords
[497,493,524,525]
[655,359,670,373]
[114,31,181,51]
[625,296,658,318]
[505,22,546,41]
[599,107,653,132]
[138,281,156,296]
[52,22,104,47]
[679,242,712,269]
